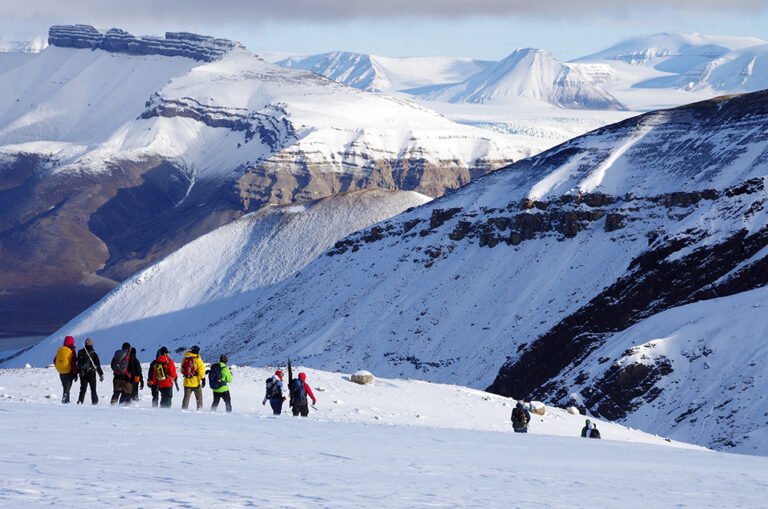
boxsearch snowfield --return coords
[1,366,767,508]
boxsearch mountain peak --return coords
[425,46,624,110]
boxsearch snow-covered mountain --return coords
[681,43,768,92]
[15,89,768,453]
[576,32,765,73]
[0,25,532,337]
[276,51,493,93]
[572,32,768,110]
[422,48,625,110]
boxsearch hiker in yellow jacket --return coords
[54,335,78,404]
[180,345,206,410]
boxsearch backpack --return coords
[265,377,281,399]
[55,346,73,374]
[111,349,130,376]
[208,363,224,390]
[512,407,529,430]
[77,349,96,375]
[289,378,307,407]
[152,360,170,382]
[181,356,197,378]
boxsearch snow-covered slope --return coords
[572,32,768,110]
[277,51,493,93]
[551,286,768,456]
[682,43,768,93]
[10,190,430,352]
[424,48,624,110]
[5,367,767,507]
[577,33,765,73]
[0,38,47,53]
[0,25,533,337]
[18,90,768,453]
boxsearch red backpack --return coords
[181,356,197,378]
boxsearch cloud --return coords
[2,0,768,28]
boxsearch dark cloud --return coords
[2,0,767,27]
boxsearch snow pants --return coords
[110,377,133,405]
[182,386,203,410]
[150,385,159,407]
[292,403,309,417]
[77,371,98,405]
[211,390,232,413]
[60,373,75,404]
[159,387,173,408]
[269,398,284,415]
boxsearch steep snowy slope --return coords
[0,25,530,337]
[6,190,430,354]
[423,48,624,110]
[548,286,768,456]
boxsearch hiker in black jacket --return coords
[110,342,133,405]
[129,347,144,402]
[76,337,104,405]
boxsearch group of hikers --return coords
[53,336,600,435]
[53,336,318,416]
[511,401,602,439]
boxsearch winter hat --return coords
[85,337,93,347]
[516,401,524,409]
[122,342,131,351]
[159,346,169,356]
[190,345,200,355]
[275,370,283,380]
[585,419,592,426]
[298,372,307,382]
[64,336,75,347]
[220,354,228,364]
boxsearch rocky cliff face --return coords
[48,25,243,62]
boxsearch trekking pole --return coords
[174,378,180,392]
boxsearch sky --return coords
[1,1,768,60]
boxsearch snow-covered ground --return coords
[1,366,767,507]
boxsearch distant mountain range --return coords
[278,33,768,112]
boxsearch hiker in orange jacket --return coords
[54,336,78,404]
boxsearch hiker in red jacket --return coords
[289,372,317,417]
[53,335,78,404]
[148,347,178,408]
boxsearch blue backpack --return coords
[289,378,306,406]
[208,363,224,390]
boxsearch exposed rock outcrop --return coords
[48,25,243,61]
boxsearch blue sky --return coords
[2,1,768,60]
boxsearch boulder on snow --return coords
[530,401,546,415]
[351,370,374,385]
[567,406,580,415]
